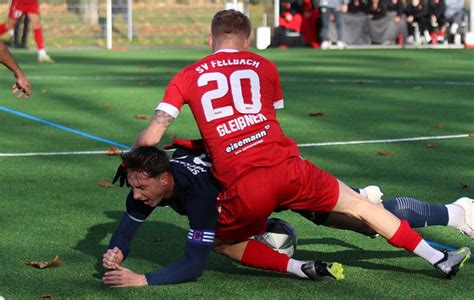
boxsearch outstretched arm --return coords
[133,110,174,148]
[143,241,212,285]
[0,42,31,98]
[104,239,213,287]
[107,212,145,260]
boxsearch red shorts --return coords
[215,156,339,241]
[9,1,40,20]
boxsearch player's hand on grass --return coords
[103,266,148,287]
[112,163,129,187]
[102,247,124,270]
[12,74,31,98]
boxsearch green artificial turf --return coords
[0,48,473,298]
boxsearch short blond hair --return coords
[211,9,251,39]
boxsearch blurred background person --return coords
[13,14,29,49]
[405,0,431,44]
[0,0,53,63]
[272,0,305,49]
[443,0,467,44]
[368,0,408,45]
[301,0,321,48]
[428,0,446,44]
[342,0,371,45]
[319,0,349,49]
[386,0,408,45]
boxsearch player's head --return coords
[209,9,251,51]
[121,147,173,207]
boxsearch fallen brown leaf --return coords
[41,88,48,94]
[134,114,150,120]
[433,124,444,129]
[460,182,469,189]
[412,86,422,90]
[308,112,325,117]
[378,151,394,156]
[427,142,438,148]
[26,256,61,269]
[103,104,113,110]
[98,181,114,188]
[106,147,122,156]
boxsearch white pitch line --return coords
[0,75,473,86]
[298,133,472,147]
[0,150,111,157]
[0,134,471,157]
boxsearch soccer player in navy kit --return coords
[102,146,473,287]
[102,146,343,287]
[102,147,220,286]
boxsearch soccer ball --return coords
[253,218,298,257]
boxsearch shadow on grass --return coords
[74,210,440,283]
[297,237,439,278]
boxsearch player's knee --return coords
[345,198,376,220]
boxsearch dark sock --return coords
[383,197,449,228]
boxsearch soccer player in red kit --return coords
[0,0,53,63]
[133,9,470,279]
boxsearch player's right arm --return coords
[133,72,186,148]
[142,157,218,285]
[105,192,155,268]
[132,110,174,148]
[0,42,31,98]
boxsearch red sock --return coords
[240,240,290,273]
[34,28,44,50]
[0,23,7,35]
[388,220,423,252]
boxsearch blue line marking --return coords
[0,106,131,150]
[1,108,472,259]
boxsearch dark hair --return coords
[211,9,251,39]
[121,147,170,178]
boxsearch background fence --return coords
[0,0,276,48]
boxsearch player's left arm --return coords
[0,42,31,98]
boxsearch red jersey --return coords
[158,49,300,188]
[11,0,38,5]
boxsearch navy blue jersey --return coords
[126,153,219,232]
[108,153,220,285]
